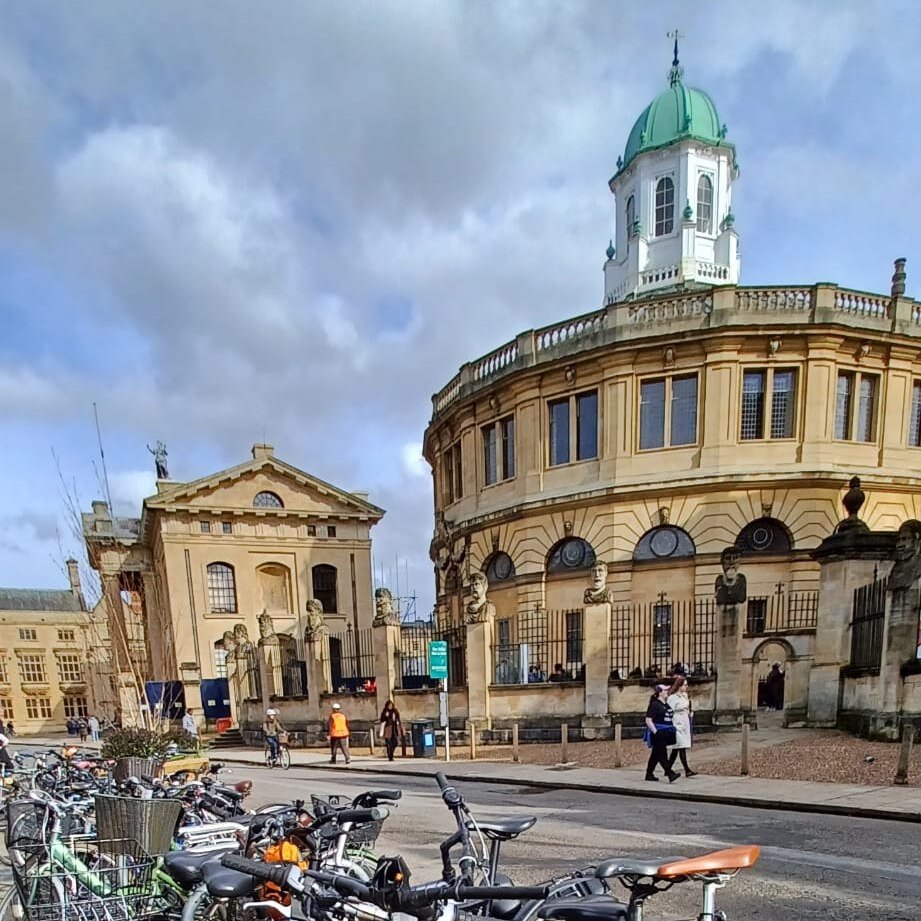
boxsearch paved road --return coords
[241,763,920,921]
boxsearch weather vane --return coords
[667,29,684,85]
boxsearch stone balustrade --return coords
[430,283,915,418]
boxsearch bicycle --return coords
[264,737,290,770]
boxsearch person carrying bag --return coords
[644,683,679,783]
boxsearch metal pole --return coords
[512,723,519,763]
[895,723,914,785]
[561,723,569,764]
[368,725,376,757]
[468,720,476,760]
[740,723,750,776]
[443,678,451,763]
[614,721,623,768]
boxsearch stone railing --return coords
[535,308,606,352]
[696,261,731,281]
[472,338,519,382]
[736,287,813,312]
[638,263,680,291]
[430,283,916,418]
[834,290,890,319]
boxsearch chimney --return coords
[91,500,110,517]
[252,443,275,460]
[66,558,86,610]
[891,257,907,298]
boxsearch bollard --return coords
[740,723,750,776]
[468,721,477,761]
[895,723,914,785]
[368,726,376,757]
[561,723,569,764]
[512,723,520,763]
[614,722,623,769]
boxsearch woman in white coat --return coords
[666,676,697,777]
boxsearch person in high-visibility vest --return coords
[327,703,351,764]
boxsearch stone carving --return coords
[464,571,495,625]
[146,441,169,479]
[889,520,921,593]
[257,611,283,696]
[229,623,257,700]
[303,599,327,643]
[373,587,400,627]
[429,512,469,592]
[715,546,747,607]
[835,476,869,535]
[584,560,612,605]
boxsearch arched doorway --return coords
[751,638,793,712]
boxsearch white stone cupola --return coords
[603,45,740,304]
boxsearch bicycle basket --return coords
[12,837,155,921]
[5,799,53,854]
[309,795,382,846]
[309,794,348,817]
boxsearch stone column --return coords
[877,586,918,736]
[713,601,744,726]
[373,623,401,713]
[582,602,612,735]
[465,620,492,729]
[304,637,329,723]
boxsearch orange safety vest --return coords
[329,711,349,738]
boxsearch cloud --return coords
[108,469,157,515]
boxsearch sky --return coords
[1,1,919,616]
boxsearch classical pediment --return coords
[144,457,384,521]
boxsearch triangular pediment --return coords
[144,457,384,520]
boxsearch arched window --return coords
[654,177,674,237]
[736,518,792,554]
[634,526,696,562]
[696,175,713,234]
[311,564,338,614]
[547,538,596,572]
[626,195,636,239]
[206,563,237,614]
[253,491,284,509]
[484,552,515,584]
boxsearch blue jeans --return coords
[266,736,280,760]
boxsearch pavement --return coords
[15,732,921,823]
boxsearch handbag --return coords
[654,723,676,746]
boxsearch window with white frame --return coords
[696,175,713,234]
[206,563,238,614]
[835,371,878,442]
[25,698,51,720]
[654,177,675,236]
[57,654,84,684]
[482,416,515,486]
[18,654,46,683]
[639,374,698,449]
[741,369,797,441]
[548,392,598,466]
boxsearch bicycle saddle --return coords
[595,857,683,879]
[201,859,260,898]
[163,850,231,888]
[467,815,537,840]
[538,896,629,921]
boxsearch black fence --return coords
[850,578,887,670]
[399,622,436,689]
[609,599,715,680]
[492,608,584,685]
[325,628,376,692]
[745,591,818,635]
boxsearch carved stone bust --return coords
[257,611,279,646]
[373,587,400,627]
[715,546,747,606]
[303,599,327,642]
[464,571,495,625]
[889,519,921,592]
[584,560,612,605]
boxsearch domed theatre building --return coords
[423,54,921,720]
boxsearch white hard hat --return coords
[332,703,341,710]
[266,708,276,716]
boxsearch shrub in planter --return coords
[102,727,174,782]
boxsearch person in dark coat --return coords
[644,683,680,783]
[378,700,403,761]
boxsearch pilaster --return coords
[465,620,493,729]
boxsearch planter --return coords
[112,757,162,784]
[94,794,182,856]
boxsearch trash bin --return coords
[410,720,437,758]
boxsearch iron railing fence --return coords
[492,608,584,685]
[745,591,818,635]
[850,578,887,670]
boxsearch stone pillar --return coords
[582,602,612,734]
[465,620,492,729]
[806,527,894,727]
[713,601,744,726]
[374,623,401,713]
[305,637,329,723]
[877,586,919,735]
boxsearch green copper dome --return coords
[617,73,730,175]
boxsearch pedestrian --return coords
[182,707,198,748]
[87,714,100,743]
[644,683,679,783]
[327,703,351,765]
[764,663,785,711]
[5,721,14,737]
[548,663,566,682]
[378,699,403,762]
[66,717,77,736]
[77,717,88,743]
[0,729,13,775]
[666,676,697,777]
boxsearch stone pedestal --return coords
[713,602,744,726]
[305,638,330,723]
[806,530,894,726]
[373,623,401,712]
[877,587,921,736]
[582,603,612,729]
[465,620,493,729]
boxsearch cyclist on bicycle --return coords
[263,709,285,762]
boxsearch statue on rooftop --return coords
[146,441,169,480]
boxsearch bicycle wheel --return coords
[279,746,291,770]
[263,747,274,769]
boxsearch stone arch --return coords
[633,525,696,562]
[736,517,793,554]
[750,637,793,711]
[256,562,292,615]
